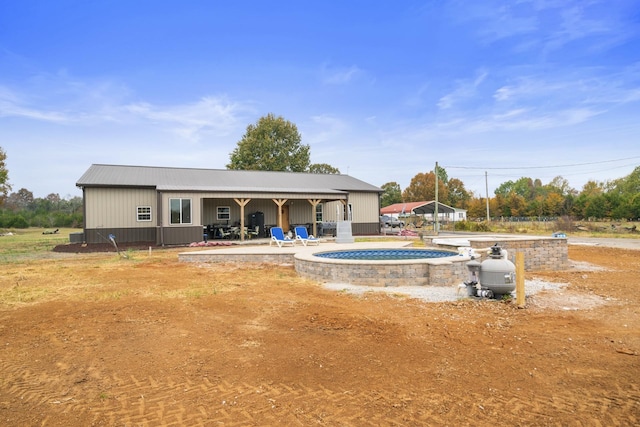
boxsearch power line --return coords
[444,156,640,170]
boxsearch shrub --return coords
[9,215,29,228]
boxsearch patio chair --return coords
[247,225,260,239]
[270,226,295,247]
[218,227,232,239]
[294,226,320,246]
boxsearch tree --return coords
[584,194,607,219]
[380,182,402,207]
[0,146,11,206]
[465,195,487,219]
[227,114,310,172]
[402,172,448,203]
[5,188,34,211]
[547,176,575,197]
[446,178,470,208]
[543,192,565,216]
[580,180,604,198]
[308,163,340,174]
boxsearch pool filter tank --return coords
[464,244,516,298]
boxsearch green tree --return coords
[584,194,607,219]
[308,163,340,174]
[0,147,11,205]
[446,178,470,208]
[494,180,515,199]
[547,176,575,197]
[227,114,310,172]
[380,182,402,207]
[435,164,448,184]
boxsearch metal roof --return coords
[381,201,458,214]
[76,164,382,193]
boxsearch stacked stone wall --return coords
[427,237,568,272]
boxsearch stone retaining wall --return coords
[426,236,568,272]
[294,256,469,287]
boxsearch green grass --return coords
[0,228,82,262]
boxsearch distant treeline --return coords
[0,189,82,229]
[384,166,640,221]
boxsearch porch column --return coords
[340,200,348,220]
[307,199,322,236]
[272,199,288,229]
[234,198,251,242]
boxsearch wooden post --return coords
[234,198,251,241]
[272,199,288,229]
[516,252,525,308]
[307,199,322,237]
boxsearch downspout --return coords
[157,190,164,247]
[81,187,87,243]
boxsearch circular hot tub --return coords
[314,248,454,261]
[294,247,465,287]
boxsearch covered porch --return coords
[200,195,351,242]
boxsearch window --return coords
[217,206,230,220]
[315,204,323,222]
[170,198,192,224]
[137,206,152,222]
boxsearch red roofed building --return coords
[380,201,466,221]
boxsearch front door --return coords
[282,205,290,232]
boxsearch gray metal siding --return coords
[159,226,203,246]
[85,227,156,244]
[352,222,379,236]
[84,188,157,229]
[348,193,381,222]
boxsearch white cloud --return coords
[0,74,253,143]
[302,114,349,146]
[321,64,362,85]
[123,96,249,141]
[0,85,72,123]
[437,70,488,110]
[451,0,638,53]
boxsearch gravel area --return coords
[320,257,614,303]
[322,278,569,302]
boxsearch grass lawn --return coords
[0,227,81,262]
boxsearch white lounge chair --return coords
[294,226,320,246]
[270,226,295,247]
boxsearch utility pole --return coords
[435,161,439,234]
[485,171,490,222]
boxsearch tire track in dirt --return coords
[2,359,639,425]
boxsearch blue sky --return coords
[1,0,639,199]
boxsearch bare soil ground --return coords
[0,244,638,426]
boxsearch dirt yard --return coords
[0,244,638,426]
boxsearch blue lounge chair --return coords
[294,226,320,246]
[270,226,295,247]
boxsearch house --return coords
[76,164,382,245]
[380,201,467,222]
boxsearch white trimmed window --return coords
[315,204,323,222]
[217,206,230,220]
[137,206,152,222]
[170,198,192,225]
